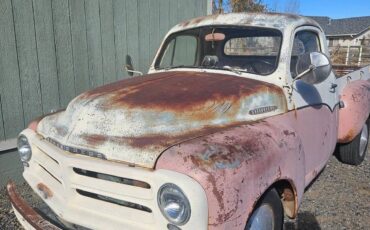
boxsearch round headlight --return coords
[158,183,191,225]
[17,135,32,162]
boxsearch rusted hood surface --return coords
[37,71,287,168]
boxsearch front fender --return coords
[338,80,370,143]
[156,116,305,229]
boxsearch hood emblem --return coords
[249,106,278,115]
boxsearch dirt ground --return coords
[1,153,369,229]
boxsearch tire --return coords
[336,119,369,165]
[245,188,283,230]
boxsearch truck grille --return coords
[27,137,157,227]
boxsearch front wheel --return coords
[336,120,369,165]
[245,188,283,230]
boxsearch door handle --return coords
[330,83,338,93]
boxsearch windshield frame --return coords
[154,25,283,76]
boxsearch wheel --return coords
[336,120,369,165]
[245,188,283,230]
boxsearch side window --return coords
[290,30,321,78]
[159,35,197,68]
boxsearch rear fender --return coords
[156,117,305,229]
[338,80,370,143]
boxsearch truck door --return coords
[289,27,339,185]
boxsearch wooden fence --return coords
[0,0,208,143]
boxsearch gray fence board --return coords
[0,0,208,185]
[0,0,24,140]
[0,150,24,186]
[159,0,170,39]
[149,1,160,69]
[52,0,76,108]
[33,0,60,114]
[138,0,150,72]
[100,0,116,84]
[169,0,179,28]
[113,0,128,80]
[13,0,43,126]
[0,0,208,141]
[0,96,4,140]
[126,0,139,74]
[86,0,104,89]
[70,0,89,95]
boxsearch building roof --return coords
[309,16,370,36]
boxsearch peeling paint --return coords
[37,71,287,168]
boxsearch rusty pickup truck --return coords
[8,12,370,230]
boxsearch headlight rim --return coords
[17,134,32,162]
[157,183,191,226]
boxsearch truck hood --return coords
[37,71,287,168]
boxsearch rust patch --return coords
[283,130,295,136]
[27,109,65,131]
[36,183,53,199]
[80,71,285,112]
[6,181,60,230]
[190,145,241,170]
[81,120,254,150]
[340,128,356,143]
[81,133,108,146]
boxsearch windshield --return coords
[155,26,282,75]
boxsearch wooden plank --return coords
[33,0,60,114]
[113,0,128,80]
[12,0,43,126]
[85,0,104,88]
[187,0,196,19]
[69,0,90,95]
[159,0,170,39]
[0,0,24,139]
[52,0,76,108]
[148,0,160,72]
[169,0,179,28]
[0,96,5,140]
[125,0,139,77]
[177,0,188,22]
[195,0,203,17]
[138,0,150,73]
[99,0,116,84]
[0,138,16,152]
[0,150,24,187]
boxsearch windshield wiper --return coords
[221,66,249,75]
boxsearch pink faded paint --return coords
[338,80,370,143]
[156,105,339,229]
[156,111,305,229]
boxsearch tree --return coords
[230,0,267,13]
[268,0,300,14]
[284,0,300,14]
[213,0,267,14]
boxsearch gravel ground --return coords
[1,154,369,229]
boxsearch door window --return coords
[290,31,321,78]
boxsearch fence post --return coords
[358,45,363,66]
[345,45,350,65]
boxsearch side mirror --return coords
[124,55,143,76]
[295,52,332,84]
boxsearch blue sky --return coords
[262,0,370,18]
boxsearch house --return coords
[309,16,370,66]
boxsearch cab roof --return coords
[169,12,322,34]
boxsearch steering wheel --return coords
[251,60,275,75]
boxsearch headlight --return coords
[17,135,32,163]
[157,183,191,226]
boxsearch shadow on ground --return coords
[284,212,321,230]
